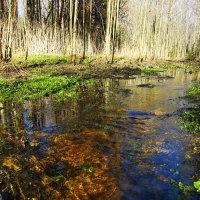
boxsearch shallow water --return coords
[0,68,200,199]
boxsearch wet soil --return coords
[0,59,199,81]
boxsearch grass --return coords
[12,54,108,66]
[0,75,84,102]
[141,67,166,74]
[194,180,200,192]
[80,56,97,65]
[13,55,69,67]
[181,84,200,134]
[181,110,200,134]
[10,55,114,72]
[186,85,200,101]
[11,54,141,68]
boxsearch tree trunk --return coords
[111,0,120,63]
[0,26,3,60]
[105,0,112,57]
[72,0,78,64]
[0,0,7,18]
[82,0,86,59]
[88,0,93,53]
[69,0,73,61]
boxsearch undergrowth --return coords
[141,67,166,74]
[0,75,84,102]
[181,83,200,135]
[13,55,69,67]
[186,85,200,101]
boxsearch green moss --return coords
[141,67,166,74]
[0,75,84,102]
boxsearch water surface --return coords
[0,68,200,199]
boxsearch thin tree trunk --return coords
[69,0,73,61]
[82,0,86,59]
[0,26,3,60]
[72,0,78,64]
[51,0,54,26]
[0,0,7,18]
[88,0,93,53]
[105,0,112,57]
[5,0,14,61]
[60,0,64,27]
[111,0,120,63]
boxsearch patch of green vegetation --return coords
[120,115,128,120]
[0,76,84,102]
[178,182,194,193]
[170,165,180,175]
[181,110,200,134]
[55,174,65,183]
[13,55,69,67]
[141,67,166,74]
[150,128,156,133]
[194,180,200,192]
[171,179,194,193]
[186,50,196,60]
[103,125,111,131]
[186,85,200,101]
[81,56,96,65]
[168,50,177,58]
[182,84,200,134]
[193,146,198,153]
[52,86,79,101]
[82,163,93,173]
[132,140,141,148]
[171,179,177,185]
[185,153,191,160]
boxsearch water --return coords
[0,68,200,199]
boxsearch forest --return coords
[0,1,200,200]
[0,0,200,62]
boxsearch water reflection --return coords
[0,69,198,134]
[0,68,199,199]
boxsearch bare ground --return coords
[0,58,199,80]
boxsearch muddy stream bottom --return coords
[0,68,200,200]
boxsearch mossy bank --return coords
[0,75,93,103]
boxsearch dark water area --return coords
[0,68,200,199]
